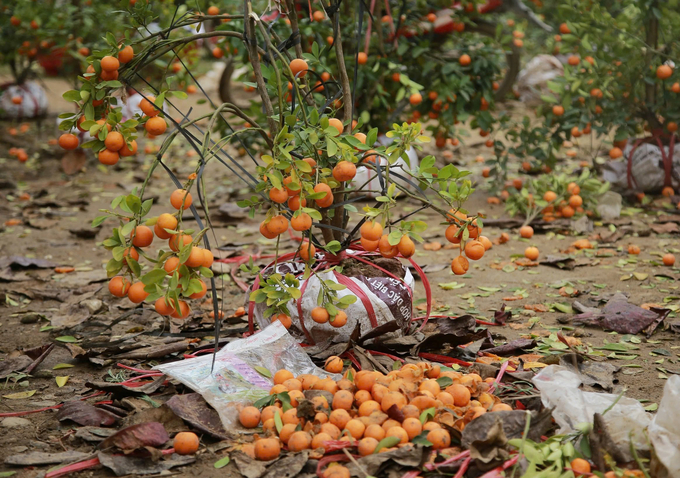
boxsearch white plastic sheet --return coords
[155,322,338,431]
[649,375,680,477]
[532,365,650,460]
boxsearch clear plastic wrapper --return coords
[155,322,338,431]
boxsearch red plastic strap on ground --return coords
[45,456,101,478]
[0,391,107,418]
[655,134,676,188]
[342,350,362,371]
[333,271,378,328]
[418,352,472,367]
[408,257,432,330]
[368,349,404,363]
[296,276,316,344]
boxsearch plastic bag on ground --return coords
[602,141,680,193]
[154,322,338,432]
[250,253,415,345]
[648,375,680,477]
[532,365,650,460]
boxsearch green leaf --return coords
[62,90,82,102]
[388,230,402,246]
[53,363,75,370]
[274,409,283,434]
[91,215,108,227]
[55,376,69,387]
[142,268,167,286]
[438,282,465,290]
[214,456,230,469]
[169,90,189,99]
[419,407,436,424]
[411,432,433,446]
[374,436,401,453]
[436,376,453,388]
[55,336,79,343]
[0,472,17,477]
[254,366,271,378]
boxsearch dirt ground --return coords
[0,76,678,477]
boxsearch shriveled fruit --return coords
[378,235,398,258]
[451,255,469,275]
[464,240,485,261]
[239,406,261,428]
[173,432,199,454]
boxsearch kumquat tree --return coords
[4,0,680,477]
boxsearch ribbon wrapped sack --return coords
[603,134,679,193]
[0,81,48,119]
[248,249,418,345]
